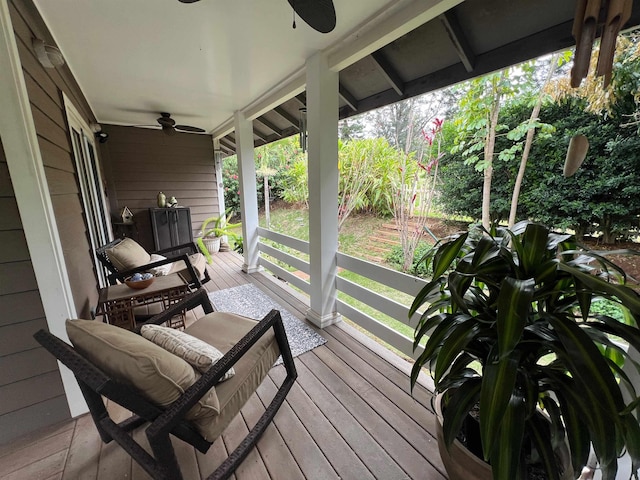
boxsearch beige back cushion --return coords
[184,312,280,440]
[105,238,151,272]
[66,319,220,420]
[168,253,207,282]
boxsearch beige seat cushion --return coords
[184,312,280,440]
[66,319,220,420]
[105,238,151,272]
[140,324,235,379]
[169,253,207,282]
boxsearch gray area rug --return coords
[208,283,326,365]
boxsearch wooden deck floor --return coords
[0,252,444,480]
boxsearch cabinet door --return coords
[150,209,173,250]
[174,208,193,245]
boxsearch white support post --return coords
[0,0,87,416]
[234,111,261,273]
[213,138,226,216]
[305,52,341,328]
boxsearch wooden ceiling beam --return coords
[439,10,476,73]
[371,51,404,96]
[273,106,300,130]
[219,137,235,151]
[252,127,269,142]
[256,116,283,137]
[339,84,358,112]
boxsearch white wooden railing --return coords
[256,227,428,358]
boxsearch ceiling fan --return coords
[154,112,205,136]
[177,0,336,34]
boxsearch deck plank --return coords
[0,251,443,480]
[264,369,375,480]
[62,414,101,480]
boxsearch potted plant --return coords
[409,221,640,480]
[196,211,241,260]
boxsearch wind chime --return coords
[571,0,633,87]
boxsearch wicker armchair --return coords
[96,237,211,288]
[34,288,297,480]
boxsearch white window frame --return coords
[64,94,113,287]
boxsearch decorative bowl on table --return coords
[125,273,154,289]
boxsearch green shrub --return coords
[386,241,434,278]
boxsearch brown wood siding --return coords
[0,0,106,444]
[0,138,70,445]
[101,124,220,251]
[10,1,99,319]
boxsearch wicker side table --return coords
[96,275,191,330]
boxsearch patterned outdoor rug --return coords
[208,283,326,365]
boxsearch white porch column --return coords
[234,111,260,273]
[212,138,226,215]
[0,0,86,416]
[305,52,341,328]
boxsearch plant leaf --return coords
[441,379,481,447]
[527,412,560,480]
[520,223,549,276]
[434,320,480,384]
[479,350,519,460]
[497,277,534,358]
[432,233,468,279]
[490,392,526,480]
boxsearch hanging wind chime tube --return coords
[299,107,308,153]
[570,0,633,88]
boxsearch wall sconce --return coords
[90,123,109,143]
[32,38,65,68]
[299,107,307,153]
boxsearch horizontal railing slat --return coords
[336,299,423,359]
[258,257,310,294]
[336,276,420,328]
[337,252,428,297]
[258,241,310,274]
[257,227,309,254]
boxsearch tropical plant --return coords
[409,222,640,480]
[196,211,242,261]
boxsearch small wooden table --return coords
[96,275,191,330]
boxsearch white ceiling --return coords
[33,0,412,134]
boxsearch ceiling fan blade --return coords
[287,0,336,33]
[178,0,200,3]
[175,124,206,133]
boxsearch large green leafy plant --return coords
[409,222,640,480]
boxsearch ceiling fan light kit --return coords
[156,112,205,136]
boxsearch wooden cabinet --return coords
[149,207,193,250]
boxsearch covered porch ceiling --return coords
[33,0,640,156]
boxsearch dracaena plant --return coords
[409,222,640,480]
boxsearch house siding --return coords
[0,0,104,443]
[100,124,220,251]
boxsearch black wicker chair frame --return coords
[95,238,211,288]
[34,288,297,480]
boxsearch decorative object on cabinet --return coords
[157,191,166,208]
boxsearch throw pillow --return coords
[105,238,151,272]
[148,254,173,276]
[141,324,235,381]
[66,319,220,419]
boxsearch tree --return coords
[338,115,366,141]
[452,71,510,229]
[507,54,561,227]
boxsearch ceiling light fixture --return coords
[32,38,65,68]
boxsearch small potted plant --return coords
[409,221,640,480]
[196,211,241,260]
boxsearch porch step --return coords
[369,236,400,246]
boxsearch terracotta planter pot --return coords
[434,393,492,480]
[434,393,573,480]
